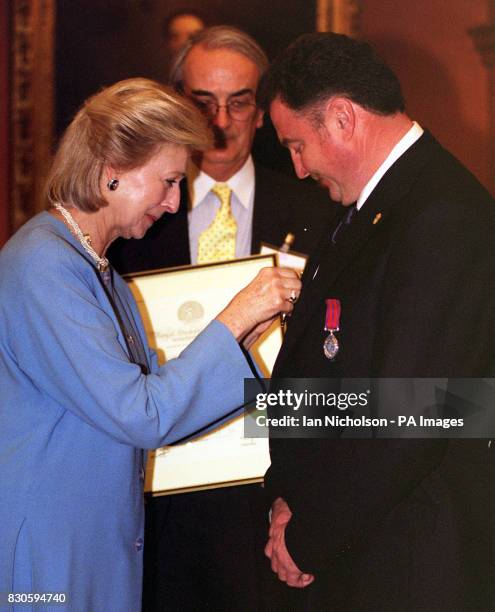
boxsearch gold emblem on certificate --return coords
[324,298,341,360]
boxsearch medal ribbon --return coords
[324,299,341,331]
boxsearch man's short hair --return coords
[258,32,405,116]
[170,25,269,91]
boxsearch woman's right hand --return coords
[216,267,301,349]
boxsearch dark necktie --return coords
[331,203,357,243]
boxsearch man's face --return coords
[182,45,263,181]
[270,97,355,205]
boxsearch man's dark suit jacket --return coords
[108,164,334,612]
[266,132,495,611]
[108,164,333,274]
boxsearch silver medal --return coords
[323,330,339,360]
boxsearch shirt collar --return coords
[188,156,255,210]
[356,121,424,210]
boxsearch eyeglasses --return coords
[191,98,258,121]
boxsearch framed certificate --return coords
[126,255,281,495]
[260,242,308,272]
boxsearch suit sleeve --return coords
[374,195,495,377]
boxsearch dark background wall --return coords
[55,1,492,191]
[1,1,492,247]
[360,0,491,193]
[55,0,315,135]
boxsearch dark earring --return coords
[107,178,119,191]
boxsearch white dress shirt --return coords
[356,121,424,210]
[187,156,255,263]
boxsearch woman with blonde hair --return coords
[0,78,300,610]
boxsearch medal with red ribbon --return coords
[323,298,341,359]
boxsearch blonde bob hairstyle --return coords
[46,78,212,212]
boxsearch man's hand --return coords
[265,497,315,588]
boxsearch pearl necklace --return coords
[54,202,109,272]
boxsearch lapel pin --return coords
[373,213,382,225]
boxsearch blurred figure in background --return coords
[163,9,206,56]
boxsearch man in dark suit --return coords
[108,26,333,612]
[259,33,495,611]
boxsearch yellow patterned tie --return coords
[197,183,237,263]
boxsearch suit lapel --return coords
[275,132,438,371]
[252,165,272,252]
[251,165,294,252]
[275,208,378,366]
[165,180,191,266]
[251,165,263,252]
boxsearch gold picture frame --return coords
[316,0,362,37]
[10,0,55,233]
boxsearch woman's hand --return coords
[216,267,301,348]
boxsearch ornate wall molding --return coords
[316,0,362,37]
[11,0,55,232]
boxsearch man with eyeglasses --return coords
[108,26,333,612]
[109,25,332,272]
